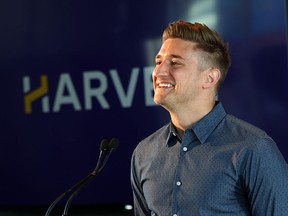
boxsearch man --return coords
[130,20,288,215]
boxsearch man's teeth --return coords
[159,83,173,87]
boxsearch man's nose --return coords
[153,61,169,77]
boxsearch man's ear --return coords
[202,68,221,89]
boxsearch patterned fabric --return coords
[131,102,288,216]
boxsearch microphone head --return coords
[100,139,109,151]
[108,138,119,152]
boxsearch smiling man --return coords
[130,20,288,216]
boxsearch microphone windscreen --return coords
[100,139,109,151]
[108,138,119,151]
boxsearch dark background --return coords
[0,0,287,215]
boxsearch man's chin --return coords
[154,97,167,106]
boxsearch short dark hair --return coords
[162,20,231,92]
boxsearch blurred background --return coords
[0,0,287,215]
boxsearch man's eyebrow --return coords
[155,54,184,59]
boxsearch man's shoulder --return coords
[142,122,170,143]
[224,114,272,141]
[135,123,170,151]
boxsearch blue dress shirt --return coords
[131,102,288,216]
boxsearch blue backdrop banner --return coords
[0,0,287,206]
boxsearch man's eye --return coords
[155,61,161,65]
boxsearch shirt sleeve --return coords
[130,149,151,216]
[242,138,288,215]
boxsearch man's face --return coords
[152,38,207,110]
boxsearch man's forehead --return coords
[156,38,199,59]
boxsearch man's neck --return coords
[169,100,216,139]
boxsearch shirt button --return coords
[183,147,187,151]
[176,181,181,186]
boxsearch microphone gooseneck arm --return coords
[62,138,119,216]
[44,138,119,216]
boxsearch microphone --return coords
[61,138,119,216]
[93,139,110,173]
[93,138,119,174]
[44,138,119,216]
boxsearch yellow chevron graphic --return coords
[24,75,48,114]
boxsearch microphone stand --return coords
[44,138,119,216]
[44,173,95,216]
[62,138,119,216]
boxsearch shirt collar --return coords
[192,101,226,143]
[165,123,181,147]
[166,101,226,146]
